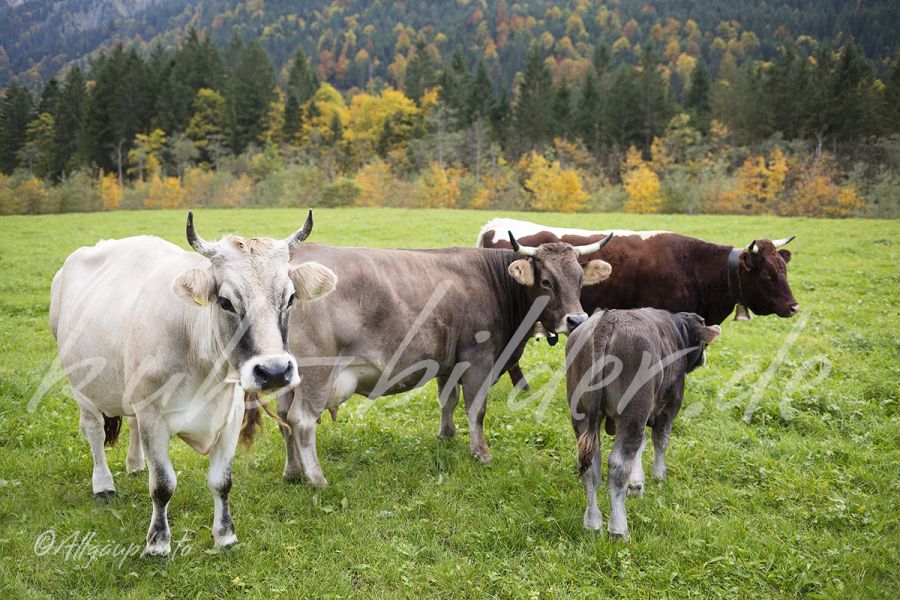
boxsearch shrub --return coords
[318,178,361,207]
[248,164,323,208]
[52,170,101,213]
[661,168,703,214]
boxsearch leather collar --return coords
[727,248,744,306]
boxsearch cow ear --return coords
[290,262,338,301]
[582,259,612,285]
[778,249,792,263]
[508,259,534,286]
[699,324,721,344]
[172,267,215,307]
[739,249,755,271]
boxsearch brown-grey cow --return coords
[566,308,720,540]
[244,234,614,485]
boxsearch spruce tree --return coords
[0,83,34,174]
[405,36,436,105]
[685,59,711,133]
[514,45,554,151]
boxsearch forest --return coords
[1,0,899,217]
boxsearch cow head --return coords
[507,232,613,336]
[738,237,799,318]
[672,312,721,373]
[172,211,337,392]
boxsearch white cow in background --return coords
[49,211,336,556]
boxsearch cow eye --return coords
[217,297,236,313]
[541,279,552,289]
[285,295,295,310]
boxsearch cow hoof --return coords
[142,543,171,558]
[583,511,602,532]
[608,530,630,542]
[471,448,493,464]
[214,531,238,549]
[126,462,145,475]
[283,469,304,483]
[626,483,644,497]
[436,425,456,439]
[307,475,329,488]
[93,489,116,502]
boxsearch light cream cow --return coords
[49,211,336,556]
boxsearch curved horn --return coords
[771,235,796,248]
[748,240,759,254]
[285,210,314,249]
[574,232,614,256]
[508,231,537,257]
[186,211,216,257]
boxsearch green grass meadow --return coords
[0,208,897,598]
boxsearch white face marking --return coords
[480,218,668,245]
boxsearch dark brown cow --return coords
[478,218,798,389]
[566,308,721,539]
[244,235,613,485]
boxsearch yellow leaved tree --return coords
[517,151,589,213]
[345,88,419,164]
[622,146,663,213]
[415,162,460,208]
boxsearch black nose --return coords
[566,315,587,330]
[253,362,293,389]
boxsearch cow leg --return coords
[607,419,644,541]
[627,434,647,497]
[76,400,115,498]
[651,411,676,481]
[506,363,530,392]
[461,364,493,463]
[283,386,328,487]
[437,376,459,439]
[207,386,242,548]
[139,418,175,556]
[125,416,145,475]
[278,391,304,482]
[573,417,603,531]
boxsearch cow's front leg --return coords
[139,416,175,556]
[125,416,145,474]
[207,385,243,548]
[461,363,493,463]
[627,433,647,497]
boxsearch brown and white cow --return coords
[243,234,614,485]
[478,218,798,389]
[49,212,336,555]
[566,308,721,540]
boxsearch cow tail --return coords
[577,314,609,474]
[577,405,603,475]
[240,393,263,447]
[103,415,122,447]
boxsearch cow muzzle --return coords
[240,354,300,392]
[561,313,588,334]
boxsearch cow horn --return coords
[748,240,759,254]
[772,235,796,248]
[285,210,314,249]
[186,211,216,257]
[508,231,537,257]
[574,232,614,256]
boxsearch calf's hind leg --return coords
[76,398,115,498]
[607,419,645,541]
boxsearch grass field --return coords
[0,208,897,598]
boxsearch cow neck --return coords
[692,242,741,326]
[485,249,533,344]
[726,248,745,307]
